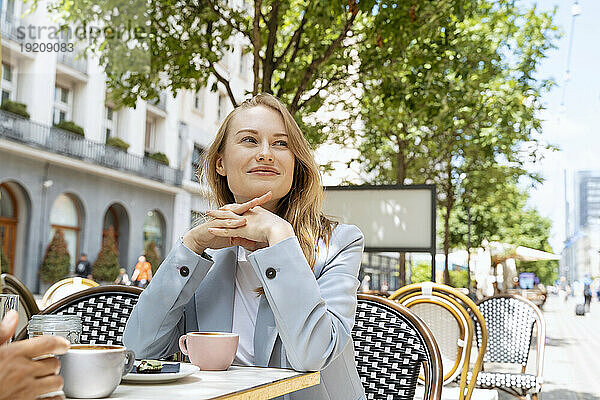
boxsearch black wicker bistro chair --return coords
[473,294,546,400]
[354,294,443,400]
[16,285,143,344]
[1,273,41,335]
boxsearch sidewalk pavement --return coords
[498,295,600,400]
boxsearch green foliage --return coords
[54,121,85,137]
[449,269,469,288]
[144,241,162,275]
[93,226,120,282]
[449,182,558,285]
[148,152,169,166]
[39,230,70,284]
[106,137,130,151]
[37,0,480,147]
[0,100,30,119]
[410,262,432,284]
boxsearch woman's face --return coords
[216,105,295,209]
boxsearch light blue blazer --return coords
[123,223,366,400]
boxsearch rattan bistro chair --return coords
[40,277,99,309]
[473,294,546,400]
[354,294,443,400]
[390,282,488,400]
[1,273,40,335]
[16,285,143,344]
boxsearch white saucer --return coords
[122,363,200,383]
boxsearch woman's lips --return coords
[248,171,278,176]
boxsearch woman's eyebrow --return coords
[235,128,288,137]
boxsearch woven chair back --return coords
[476,295,537,366]
[16,285,143,345]
[354,294,443,400]
[389,282,488,400]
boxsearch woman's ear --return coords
[216,155,226,176]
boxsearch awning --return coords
[489,241,560,263]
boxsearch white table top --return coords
[67,365,320,400]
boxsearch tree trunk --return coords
[443,162,454,285]
[398,253,406,287]
[396,136,407,286]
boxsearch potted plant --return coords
[148,152,170,166]
[93,226,120,283]
[144,241,162,275]
[54,120,85,137]
[39,229,71,285]
[106,137,130,151]
[0,100,30,119]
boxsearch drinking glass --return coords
[0,294,19,343]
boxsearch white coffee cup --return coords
[59,344,135,398]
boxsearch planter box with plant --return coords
[0,100,30,119]
[54,120,85,137]
[39,229,71,284]
[148,152,169,166]
[106,137,130,151]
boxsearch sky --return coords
[526,0,600,252]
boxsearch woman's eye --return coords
[274,140,288,147]
[241,136,257,143]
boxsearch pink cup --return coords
[179,332,239,371]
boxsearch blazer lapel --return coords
[194,247,236,333]
[253,295,278,367]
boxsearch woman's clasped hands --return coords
[183,191,295,255]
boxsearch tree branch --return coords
[209,62,238,107]
[252,0,263,94]
[289,11,357,113]
[261,0,281,93]
[273,2,308,69]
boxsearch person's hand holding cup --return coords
[179,332,239,371]
[0,310,70,400]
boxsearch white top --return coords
[232,246,262,366]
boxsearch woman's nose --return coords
[256,145,274,162]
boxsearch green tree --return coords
[39,230,70,284]
[449,182,558,285]
[93,226,120,282]
[343,0,558,284]
[40,0,473,146]
[144,241,162,275]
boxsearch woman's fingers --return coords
[219,192,272,215]
[208,218,246,229]
[206,209,245,220]
[33,356,61,378]
[207,227,234,237]
[32,375,64,398]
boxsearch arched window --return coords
[0,183,18,273]
[49,194,81,268]
[143,210,164,258]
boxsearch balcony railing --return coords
[57,51,88,74]
[0,110,182,186]
[1,12,24,43]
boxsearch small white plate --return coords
[122,363,200,383]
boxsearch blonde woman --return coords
[124,94,366,400]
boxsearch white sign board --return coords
[322,186,435,251]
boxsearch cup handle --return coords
[122,350,136,377]
[178,335,189,356]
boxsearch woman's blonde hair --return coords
[199,93,336,269]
